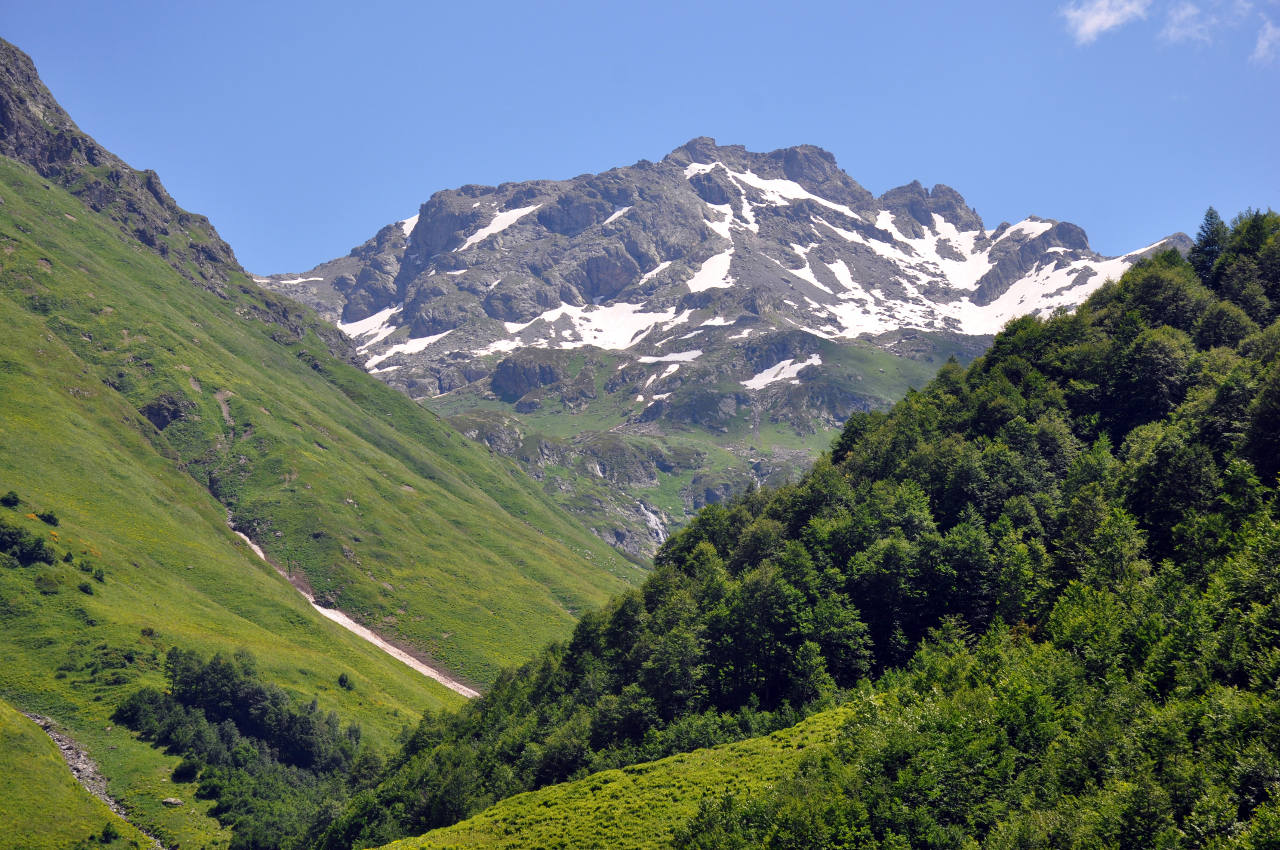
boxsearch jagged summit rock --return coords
[256,137,1187,556]
[261,136,1187,397]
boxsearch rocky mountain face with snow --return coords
[260,138,1188,556]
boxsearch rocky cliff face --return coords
[263,136,1186,399]
[259,139,1188,556]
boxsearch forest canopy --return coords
[121,207,1280,849]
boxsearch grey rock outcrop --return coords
[257,136,1187,556]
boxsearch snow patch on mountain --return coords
[727,169,863,221]
[473,338,522,356]
[743,354,823,390]
[504,301,682,350]
[604,206,632,225]
[892,215,994,291]
[365,329,453,368]
[786,244,834,294]
[339,305,401,338]
[686,249,736,293]
[458,203,541,251]
[638,350,704,364]
[705,204,734,239]
[639,260,672,285]
[997,220,1054,243]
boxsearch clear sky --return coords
[4,0,1278,273]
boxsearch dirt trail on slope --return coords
[25,713,165,849]
[229,523,480,698]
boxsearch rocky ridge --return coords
[261,139,1189,556]
[0,38,356,363]
[264,137,1186,398]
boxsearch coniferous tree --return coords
[1188,206,1229,286]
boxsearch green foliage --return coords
[366,208,1280,848]
[660,209,1280,848]
[114,648,375,849]
[33,570,60,594]
[0,514,56,565]
[394,706,855,850]
[0,489,19,508]
[1189,206,1229,285]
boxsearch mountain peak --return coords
[667,136,721,164]
[250,137,1186,555]
[262,135,1180,383]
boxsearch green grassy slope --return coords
[0,155,637,844]
[386,705,853,850]
[0,155,641,688]
[0,698,150,850]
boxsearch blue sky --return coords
[4,0,1278,273]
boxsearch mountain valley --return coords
[4,32,1280,850]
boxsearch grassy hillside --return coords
[388,704,853,849]
[0,151,639,845]
[0,698,151,850]
[0,154,640,688]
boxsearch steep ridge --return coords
[0,40,639,691]
[0,37,354,362]
[0,41,644,846]
[0,153,467,846]
[263,138,1188,556]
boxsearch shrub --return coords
[0,517,55,565]
[78,582,93,595]
[99,821,119,843]
[93,568,105,583]
[338,672,355,691]
[173,756,203,783]
[33,572,59,594]
[36,510,58,526]
[0,491,18,508]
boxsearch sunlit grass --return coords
[387,705,853,850]
[0,157,640,844]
